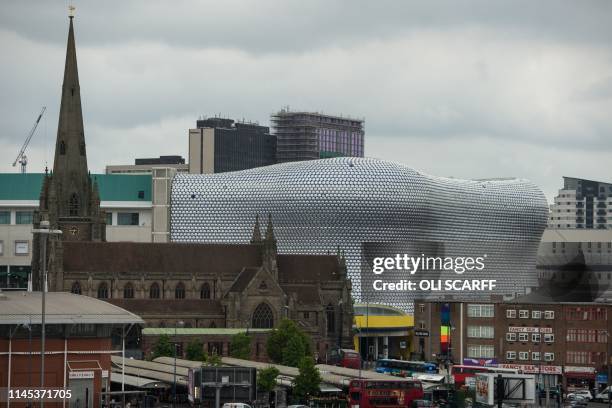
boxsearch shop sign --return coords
[565,366,596,374]
[414,330,429,337]
[507,327,553,333]
[69,371,94,379]
[498,364,562,375]
[597,373,608,384]
[463,358,498,367]
[102,370,109,378]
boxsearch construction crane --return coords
[12,106,46,173]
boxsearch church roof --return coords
[278,254,340,283]
[0,173,151,202]
[106,298,224,316]
[282,284,322,306]
[227,267,260,293]
[63,241,261,275]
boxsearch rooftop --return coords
[0,291,144,325]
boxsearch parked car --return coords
[595,387,612,402]
[566,390,592,401]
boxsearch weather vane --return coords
[68,5,76,18]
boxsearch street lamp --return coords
[32,220,62,408]
[173,320,185,407]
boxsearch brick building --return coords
[414,296,612,391]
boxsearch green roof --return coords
[142,328,272,336]
[0,173,151,202]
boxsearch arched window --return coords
[97,282,108,299]
[123,282,134,299]
[175,282,185,299]
[326,304,335,333]
[252,303,274,329]
[149,282,160,299]
[71,281,81,295]
[69,193,80,216]
[59,141,66,155]
[200,282,211,299]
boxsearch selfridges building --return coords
[171,158,548,311]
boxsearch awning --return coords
[319,384,342,393]
[110,373,169,389]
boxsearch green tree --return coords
[204,351,222,366]
[230,332,252,359]
[151,334,174,359]
[293,356,321,402]
[257,367,280,393]
[266,319,311,366]
[185,340,205,361]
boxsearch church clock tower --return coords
[32,10,106,291]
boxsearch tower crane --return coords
[12,106,46,173]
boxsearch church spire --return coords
[250,215,262,244]
[52,11,90,217]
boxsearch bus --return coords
[450,365,519,387]
[375,359,438,377]
[348,379,424,408]
[327,348,361,369]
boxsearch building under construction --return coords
[271,109,365,163]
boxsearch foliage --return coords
[204,350,223,366]
[230,332,252,359]
[266,319,311,367]
[257,367,280,393]
[150,334,174,359]
[292,356,321,401]
[185,340,205,361]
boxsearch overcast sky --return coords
[1,1,611,201]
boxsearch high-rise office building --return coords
[548,177,612,229]
[188,118,276,174]
[271,109,364,162]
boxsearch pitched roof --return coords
[105,298,224,316]
[63,241,260,275]
[227,267,260,293]
[282,284,322,306]
[278,254,340,283]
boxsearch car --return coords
[595,386,612,402]
[567,390,592,401]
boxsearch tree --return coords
[293,356,321,402]
[204,351,222,366]
[185,340,205,361]
[266,319,311,367]
[151,334,174,359]
[230,332,252,359]
[257,367,280,393]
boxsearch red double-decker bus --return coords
[348,378,424,408]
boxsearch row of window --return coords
[506,333,555,343]
[71,281,213,299]
[0,211,33,225]
[467,344,495,359]
[506,309,554,319]
[0,240,30,256]
[566,307,607,321]
[467,304,494,318]
[566,351,607,365]
[467,325,494,339]
[506,351,554,362]
[566,329,608,343]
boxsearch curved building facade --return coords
[170,158,548,311]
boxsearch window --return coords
[506,309,516,318]
[326,304,336,333]
[518,333,528,342]
[468,326,494,338]
[467,345,494,358]
[544,353,554,362]
[518,351,529,361]
[106,212,112,225]
[71,281,81,295]
[0,211,10,224]
[532,310,542,319]
[532,333,541,343]
[15,211,33,224]
[15,241,29,255]
[419,321,426,329]
[123,282,134,299]
[200,282,211,299]
[566,307,606,320]
[97,282,109,299]
[149,282,160,299]
[519,310,529,319]
[175,282,185,299]
[532,352,541,361]
[0,240,3,256]
[506,333,517,342]
[304,312,310,319]
[252,303,274,328]
[117,212,139,226]
[506,351,516,360]
[467,304,494,318]
[544,311,555,319]
[59,140,66,155]
[544,333,555,343]
[69,193,80,216]
[419,304,425,313]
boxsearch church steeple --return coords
[52,12,90,217]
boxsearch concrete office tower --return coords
[188,117,276,174]
[548,177,612,229]
[271,109,365,162]
[170,157,549,311]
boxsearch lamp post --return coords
[173,320,184,407]
[32,220,62,408]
